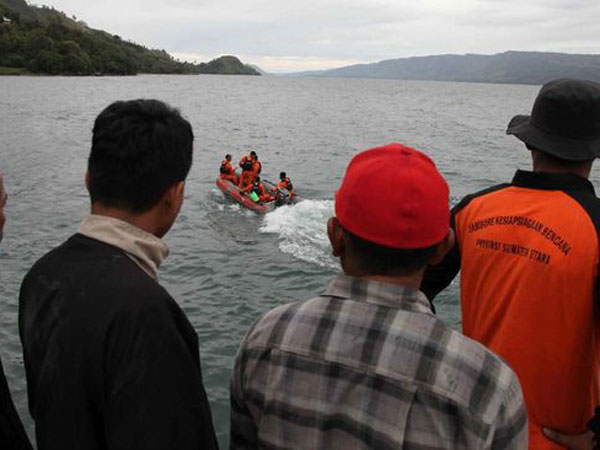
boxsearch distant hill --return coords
[248,64,267,75]
[196,55,260,75]
[0,0,260,76]
[295,51,600,85]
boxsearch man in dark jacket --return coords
[19,100,218,449]
[0,173,33,450]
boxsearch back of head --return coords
[507,78,600,162]
[526,143,593,175]
[335,143,450,276]
[280,171,286,179]
[88,99,193,213]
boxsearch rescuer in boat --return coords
[251,152,262,178]
[219,154,238,184]
[242,176,272,203]
[238,151,253,169]
[273,171,295,197]
[238,156,254,190]
[239,151,262,179]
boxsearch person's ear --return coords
[428,229,455,266]
[162,181,185,215]
[327,217,345,257]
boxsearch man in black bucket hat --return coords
[422,78,600,449]
[507,78,600,161]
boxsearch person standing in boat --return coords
[238,151,258,189]
[219,154,238,184]
[238,151,253,169]
[250,152,262,179]
[239,151,262,179]
[238,158,254,190]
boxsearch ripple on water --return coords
[260,199,336,268]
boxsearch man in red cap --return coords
[230,143,527,449]
[422,78,600,449]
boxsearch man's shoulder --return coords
[453,182,512,216]
[435,327,523,416]
[26,233,128,271]
[245,296,522,423]
[244,298,307,345]
[21,233,173,311]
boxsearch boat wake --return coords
[260,199,337,268]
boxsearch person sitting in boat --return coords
[242,176,272,203]
[273,171,295,196]
[219,154,238,184]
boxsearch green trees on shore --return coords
[0,1,260,76]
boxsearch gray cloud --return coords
[42,0,600,72]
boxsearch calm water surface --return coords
[1,75,592,447]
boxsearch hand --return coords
[543,427,595,449]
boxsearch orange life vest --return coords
[221,159,234,175]
[423,170,600,449]
[238,170,254,189]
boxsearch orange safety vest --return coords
[252,160,262,177]
[238,170,254,189]
[277,177,293,191]
[422,170,600,449]
[221,160,234,174]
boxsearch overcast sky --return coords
[39,0,600,73]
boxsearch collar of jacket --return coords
[512,169,596,194]
[323,274,433,314]
[78,215,169,281]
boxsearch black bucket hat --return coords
[506,78,600,161]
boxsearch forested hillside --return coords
[0,0,260,76]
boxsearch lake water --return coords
[1,74,590,447]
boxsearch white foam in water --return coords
[261,200,337,268]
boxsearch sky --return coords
[38,0,600,73]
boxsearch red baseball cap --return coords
[335,143,450,249]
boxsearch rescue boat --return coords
[215,177,298,214]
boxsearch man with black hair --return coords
[0,174,33,450]
[220,153,238,184]
[273,171,295,197]
[19,100,218,449]
[230,143,527,449]
[421,78,600,449]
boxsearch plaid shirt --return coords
[230,274,527,449]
